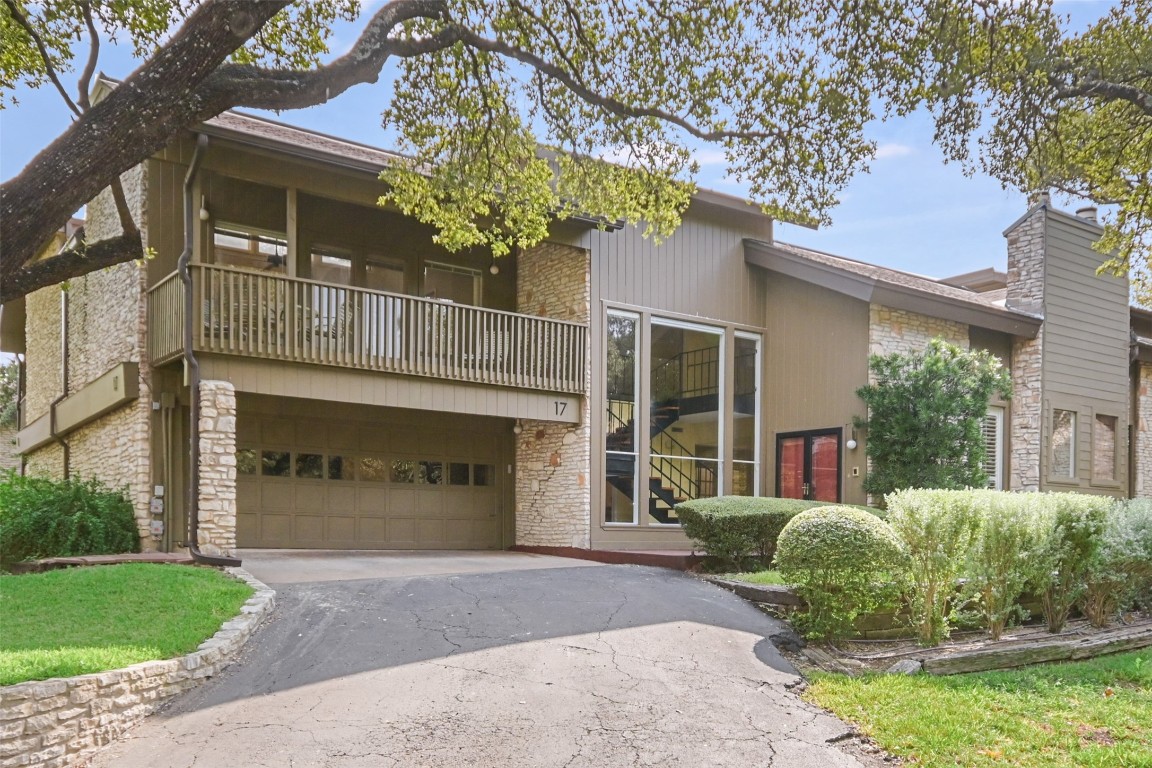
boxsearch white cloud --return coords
[693,149,729,166]
[874,142,916,160]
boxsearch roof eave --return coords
[744,239,1041,338]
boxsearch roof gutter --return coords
[179,134,241,568]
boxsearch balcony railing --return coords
[147,265,587,394]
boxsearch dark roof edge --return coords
[744,239,1042,338]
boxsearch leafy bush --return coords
[856,339,1011,502]
[678,496,884,570]
[1029,494,1110,633]
[775,506,907,640]
[886,488,983,646]
[963,492,1046,640]
[1081,499,1152,626]
[0,474,139,568]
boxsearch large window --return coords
[213,224,288,275]
[649,319,722,525]
[604,311,639,524]
[603,310,760,527]
[732,333,761,496]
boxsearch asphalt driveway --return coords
[94,551,877,768]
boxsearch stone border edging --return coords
[0,566,274,768]
[702,576,805,607]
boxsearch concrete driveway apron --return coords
[94,551,877,768]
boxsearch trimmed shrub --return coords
[677,496,884,570]
[1030,494,1110,633]
[1081,499,1152,626]
[775,506,907,641]
[963,492,1047,640]
[679,496,820,570]
[0,474,139,568]
[886,488,983,646]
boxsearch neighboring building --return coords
[0,97,1143,556]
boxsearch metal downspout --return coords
[49,290,70,477]
[179,134,241,568]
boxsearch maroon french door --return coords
[776,429,842,503]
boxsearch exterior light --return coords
[489,259,500,275]
[199,196,210,221]
[846,438,858,451]
[512,419,523,435]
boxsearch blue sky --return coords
[0,0,1115,282]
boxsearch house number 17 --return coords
[554,401,568,416]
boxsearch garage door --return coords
[235,408,508,549]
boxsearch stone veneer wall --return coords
[1005,207,1046,491]
[868,305,969,359]
[514,242,592,548]
[197,381,238,556]
[1134,363,1152,498]
[0,569,273,768]
[0,424,18,473]
[19,167,155,545]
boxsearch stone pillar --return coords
[1005,206,1046,491]
[514,242,592,548]
[1134,363,1152,498]
[197,380,237,555]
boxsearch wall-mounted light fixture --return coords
[489,257,500,276]
[512,419,523,436]
[198,195,210,222]
[846,425,858,451]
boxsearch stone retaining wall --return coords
[0,568,273,768]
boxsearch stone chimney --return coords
[1003,202,1047,492]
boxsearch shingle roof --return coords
[201,111,409,173]
[769,241,1013,311]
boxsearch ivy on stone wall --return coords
[856,339,1011,503]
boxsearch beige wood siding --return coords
[763,275,870,504]
[198,356,581,424]
[579,203,773,550]
[235,395,511,549]
[1040,212,1130,496]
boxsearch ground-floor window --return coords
[604,310,761,526]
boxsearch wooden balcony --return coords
[147,265,587,394]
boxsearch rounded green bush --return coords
[776,506,907,640]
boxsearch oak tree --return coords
[0,1,1147,304]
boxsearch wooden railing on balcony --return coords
[147,271,185,366]
[147,265,588,394]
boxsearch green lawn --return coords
[0,563,253,685]
[807,651,1152,767]
[720,570,789,585]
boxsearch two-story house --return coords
[1,95,1146,560]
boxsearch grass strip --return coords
[0,563,253,685]
[807,651,1152,767]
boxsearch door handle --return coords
[802,482,811,498]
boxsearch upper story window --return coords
[1050,409,1076,478]
[366,258,406,294]
[424,261,481,305]
[310,248,353,286]
[213,224,287,275]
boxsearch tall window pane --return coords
[732,334,760,496]
[605,311,639,523]
[1093,414,1117,481]
[1051,409,1076,478]
[649,320,722,524]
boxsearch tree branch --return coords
[3,0,82,116]
[200,0,452,111]
[76,0,100,111]
[447,27,786,144]
[1052,72,1152,117]
[0,232,143,305]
